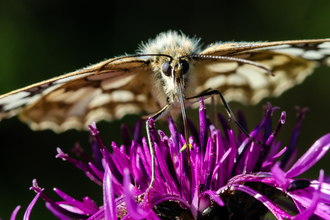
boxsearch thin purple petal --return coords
[154,142,180,195]
[211,147,232,186]
[88,162,104,180]
[53,188,98,214]
[112,142,130,172]
[23,189,43,220]
[10,206,21,220]
[88,122,99,136]
[271,161,287,185]
[123,168,149,219]
[199,98,207,154]
[286,133,330,178]
[103,164,117,220]
[45,203,72,220]
[191,183,199,219]
[87,209,104,220]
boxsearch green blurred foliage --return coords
[0,0,330,219]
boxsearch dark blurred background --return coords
[1,0,330,219]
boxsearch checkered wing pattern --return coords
[0,58,156,132]
[195,40,330,104]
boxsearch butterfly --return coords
[0,30,329,134]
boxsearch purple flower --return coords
[13,99,330,219]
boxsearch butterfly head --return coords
[159,57,191,104]
[138,31,201,104]
[162,59,189,84]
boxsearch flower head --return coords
[16,99,330,219]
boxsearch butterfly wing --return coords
[195,40,330,104]
[0,57,156,132]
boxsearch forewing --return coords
[195,40,330,104]
[0,57,155,132]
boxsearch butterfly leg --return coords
[146,104,173,190]
[186,90,263,146]
[211,96,216,126]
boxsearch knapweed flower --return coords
[15,99,330,219]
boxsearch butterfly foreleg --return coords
[186,90,264,146]
[145,104,173,190]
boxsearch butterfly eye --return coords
[181,60,189,75]
[162,61,172,77]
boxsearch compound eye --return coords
[162,61,172,77]
[181,60,189,75]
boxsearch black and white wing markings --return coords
[0,70,93,117]
[195,39,330,104]
[0,58,153,132]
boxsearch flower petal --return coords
[10,206,21,220]
[211,147,232,185]
[23,189,43,220]
[45,203,72,220]
[103,164,117,220]
[286,134,330,178]
[199,98,207,154]
[53,188,98,214]
[123,168,149,219]
[271,161,287,185]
